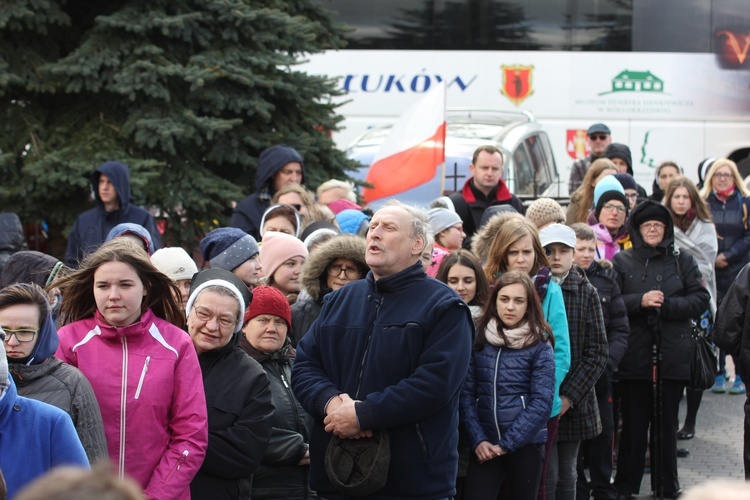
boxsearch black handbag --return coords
[687,310,718,390]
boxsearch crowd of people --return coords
[0,135,748,500]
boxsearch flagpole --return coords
[439,83,447,195]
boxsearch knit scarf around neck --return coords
[485,318,532,349]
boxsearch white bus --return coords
[305,0,750,197]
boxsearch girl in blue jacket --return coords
[460,271,556,499]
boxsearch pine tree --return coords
[0,0,353,254]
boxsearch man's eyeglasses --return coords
[641,222,666,231]
[192,306,237,330]
[625,193,638,200]
[2,328,39,343]
[601,203,626,214]
[327,264,362,280]
[588,134,609,141]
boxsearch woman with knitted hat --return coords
[240,286,318,499]
[260,232,309,305]
[200,227,262,289]
[566,159,618,225]
[611,200,709,498]
[290,235,367,346]
[151,247,199,310]
[428,208,466,252]
[526,198,566,231]
[185,269,275,499]
[587,175,632,261]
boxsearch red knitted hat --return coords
[243,285,292,329]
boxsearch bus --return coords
[304,0,750,197]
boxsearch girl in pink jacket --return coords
[54,238,208,499]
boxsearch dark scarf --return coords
[531,267,552,303]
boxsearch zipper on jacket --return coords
[415,422,429,459]
[165,449,189,481]
[493,348,502,441]
[134,356,150,400]
[277,363,303,434]
[355,295,384,399]
[118,333,129,479]
[521,395,526,409]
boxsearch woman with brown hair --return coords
[436,249,490,319]
[481,217,571,499]
[663,176,717,443]
[52,238,208,499]
[566,158,618,225]
[460,271,555,499]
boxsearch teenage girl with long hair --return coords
[460,271,555,499]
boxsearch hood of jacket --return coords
[300,235,367,302]
[11,309,59,366]
[626,199,675,252]
[91,161,131,209]
[105,223,155,254]
[0,213,25,254]
[0,250,60,289]
[470,212,525,263]
[255,145,305,191]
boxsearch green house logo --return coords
[599,70,665,95]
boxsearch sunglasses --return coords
[588,134,609,141]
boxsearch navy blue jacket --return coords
[231,145,305,239]
[459,337,554,453]
[706,190,750,303]
[292,262,474,499]
[64,162,161,267]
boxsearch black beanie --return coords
[631,201,670,229]
[614,173,637,192]
[595,191,629,221]
[605,143,632,172]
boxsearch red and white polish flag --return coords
[362,81,446,203]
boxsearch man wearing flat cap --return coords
[569,123,613,194]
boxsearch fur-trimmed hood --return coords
[301,234,368,302]
[470,212,525,263]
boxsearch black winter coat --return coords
[241,337,317,499]
[191,340,274,500]
[612,201,710,381]
[716,263,750,382]
[583,261,630,374]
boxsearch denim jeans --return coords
[546,439,581,500]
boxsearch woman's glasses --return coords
[327,264,362,280]
[192,306,237,330]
